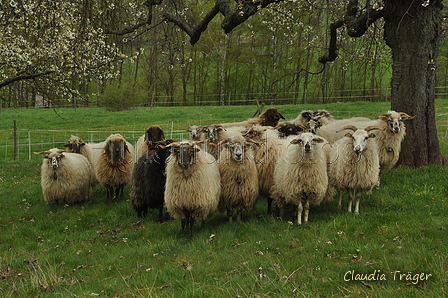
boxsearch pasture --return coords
[0,101,447,297]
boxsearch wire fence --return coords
[3,107,448,162]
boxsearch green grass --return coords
[1,101,448,297]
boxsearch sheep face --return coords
[377,111,415,134]
[104,136,130,165]
[222,141,251,163]
[145,125,165,144]
[202,125,225,144]
[187,125,203,140]
[64,135,85,153]
[290,133,324,153]
[260,107,285,127]
[45,152,64,170]
[170,143,200,170]
[345,130,376,155]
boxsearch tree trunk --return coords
[384,0,447,167]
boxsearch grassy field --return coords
[0,101,447,297]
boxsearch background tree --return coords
[154,0,447,167]
[0,0,129,107]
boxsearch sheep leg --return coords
[297,201,303,225]
[181,217,188,237]
[354,190,361,215]
[236,208,242,222]
[347,189,354,213]
[267,196,273,214]
[303,199,310,224]
[105,185,114,204]
[227,209,233,223]
[276,197,285,219]
[157,204,164,223]
[188,216,195,238]
[115,184,124,201]
[337,190,343,208]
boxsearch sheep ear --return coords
[193,147,200,152]
[345,133,352,138]
[368,133,376,138]
[290,139,300,144]
[313,138,324,143]
[278,112,285,119]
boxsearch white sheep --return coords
[329,125,384,214]
[318,111,415,174]
[218,135,259,222]
[163,140,220,237]
[94,134,135,204]
[270,133,330,225]
[64,135,93,163]
[35,148,93,204]
[242,125,286,214]
[370,111,415,174]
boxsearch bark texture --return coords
[384,0,447,167]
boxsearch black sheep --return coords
[130,140,174,222]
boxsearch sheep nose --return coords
[354,148,362,155]
[304,144,311,152]
[393,127,399,133]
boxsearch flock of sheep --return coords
[35,107,415,237]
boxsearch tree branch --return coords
[345,0,384,37]
[105,0,163,36]
[319,0,384,64]
[221,0,283,34]
[0,71,55,89]
[318,20,344,64]
[163,0,233,45]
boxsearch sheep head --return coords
[242,125,266,142]
[337,125,384,155]
[164,141,202,170]
[104,134,131,166]
[376,111,416,134]
[259,107,285,127]
[186,125,203,140]
[314,109,333,120]
[144,125,165,149]
[35,149,65,171]
[219,137,257,163]
[64,135,85,153]
[275,122,308,138]
[290,132,325,153]
[202,124,225,143]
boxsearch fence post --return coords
[14,120,17,160]
[28,129,31,160]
